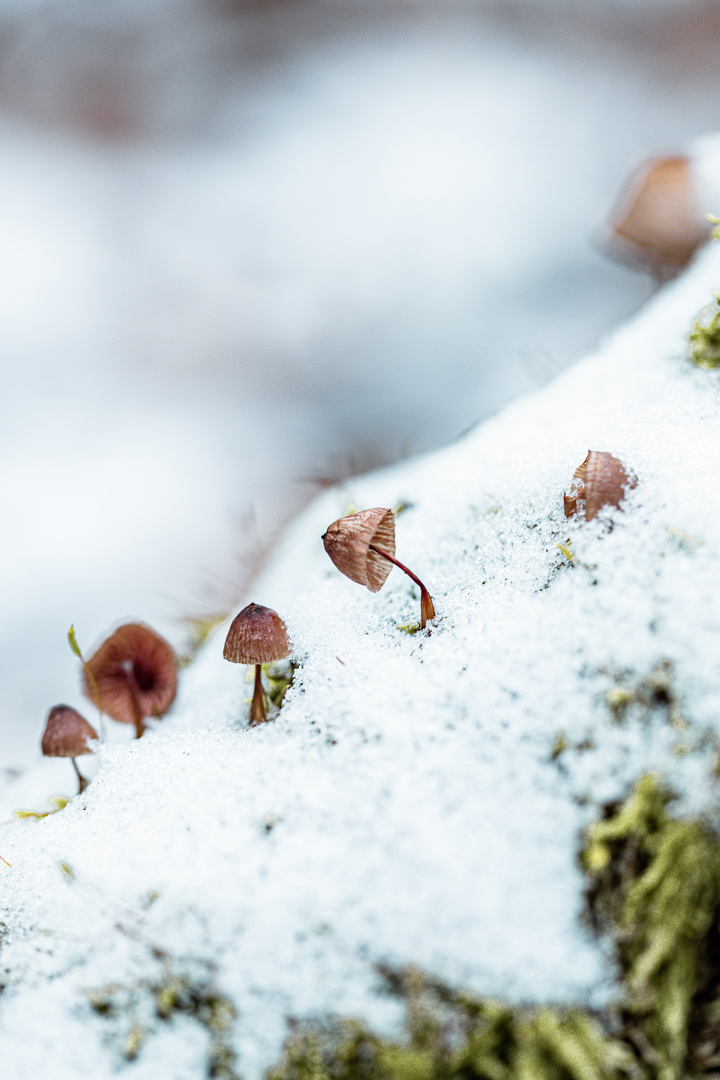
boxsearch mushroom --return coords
[223,603,291,725]
[607,155,708,279]
[322,507,436,629]
[41,705,98,793]
[81,623,177,738]
[564,451,636,522]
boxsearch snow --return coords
[3,212,720,1076]
[9,0,720,769]
[4,3,720,1074]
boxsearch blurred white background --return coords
[2,0,719,767]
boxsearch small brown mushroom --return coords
[82,623,177,738]
[607,155,708,279]
[564,451,636,522]
[223,603,291,725]
[323,508,436,628]
[41,705,98,793]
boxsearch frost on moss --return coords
[268,775,720,1080]
[688,293,720,369]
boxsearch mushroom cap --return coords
[564,451,636,521]
[41,705,97,758]
[82,623,177,725]
[322,508,396,592]
[223,603,291,665]
[608,155,707,277]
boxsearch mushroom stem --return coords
[71,758,88,795]
[368,544,436,628]
[250,664,267,725]
[126,669,146,738]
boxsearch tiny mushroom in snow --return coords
[82,623,177,738]
[41,705,98,793]
[323,507,436,629]
[564,451,636,522]
[223,603,291,725]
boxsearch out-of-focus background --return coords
[1,0,719,768]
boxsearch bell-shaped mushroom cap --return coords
[322,508,396,592]
[41,705,97,758]
[223,603,290,665]
[564,451,636,521]
[82,623,177,725]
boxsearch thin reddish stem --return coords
[250,664,267,725]
[369,544,436,628]
[71,757,88,795]
[126,670,146,738]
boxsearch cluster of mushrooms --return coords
[222,454,633,729]
[40,455,632,798]
[222,506,436,725]
[40,623,178,793]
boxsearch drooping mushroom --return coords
[564,451,636,522]
[322,507,436,629]
[41,705,98,793]
[223,603,290,725]
[81,623,177,738]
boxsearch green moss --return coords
[89,965,240,1078]
[583,775,720,1079]
[268,775,720,1080]
[263,660,296,710]
[688,294,720,369]
[267,969,637,1080]
[603,661,685,732]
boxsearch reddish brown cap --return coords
[82,623,177,725]
[41,705,97,758]
[322,508,396,592]
[223,603,290,665]
[564,451,636,521]
[608,156,707,277]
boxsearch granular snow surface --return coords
[3,238,720,1077]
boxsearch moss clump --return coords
[603,661,685,730]
[583,774,720,1079]
[263,660,296,710]
[268,775,720,1080]
[688,294,720,369]
[267,967,637,1080]
[89,965,239,1079]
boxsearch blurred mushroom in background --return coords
[605,155,710,278]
